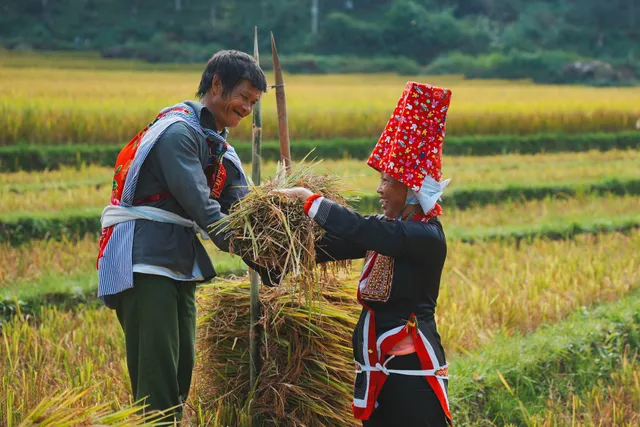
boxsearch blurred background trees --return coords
[1,0,638,84]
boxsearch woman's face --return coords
[377,173,408,218]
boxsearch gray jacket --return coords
[131,101,246,281]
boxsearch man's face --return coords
[210,76,262,129]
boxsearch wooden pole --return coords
[249,26,262,421]
[251,27,263,186]
[270,32,292,175]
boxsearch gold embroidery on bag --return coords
[360,251,394,302]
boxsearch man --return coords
[97,50,274,420]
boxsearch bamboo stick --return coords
[270,32,292,175]
[249,26,262,406]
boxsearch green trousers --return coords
[114,273,197,420]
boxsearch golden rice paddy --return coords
[1,58,639,144]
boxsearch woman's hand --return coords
[274,187,314,202]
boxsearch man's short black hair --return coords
[196,50,267,99]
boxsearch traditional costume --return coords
[307,82,453,425]
[96,101,272,417]
[97,101,248,300]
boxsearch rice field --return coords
[0,306,178,426]
[2,197,639,424]
[1,192,638,296]
[2,230,639,426]
[2,50,640,425]
[0,236,96,290]
[1,57,639,144]
[439,232,639,351]
[532,351,640,427]
[2,229,638,352]
[2,149,639,214]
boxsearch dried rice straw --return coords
[210,160,350,294]
[194,274,361,426]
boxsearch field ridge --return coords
[2,131,640,172]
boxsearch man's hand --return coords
[242,257,285,287]
[259,266,284,287]
[274,187,314,202]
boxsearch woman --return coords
[279,82,453,426]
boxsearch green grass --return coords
[3,148,640,189]
[450,290,640,425]
[2,197,639,246]
[530,351,640,426]
[2,132,639,173]
[451,212,640,241]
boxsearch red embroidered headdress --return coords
[367,82,452,219]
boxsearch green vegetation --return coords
[2,195,638,246]
[2,1,639,84]
[451,290,640,425]
[2,132,639,171]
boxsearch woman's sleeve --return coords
[309,198,445,260]
[316,232,368,263]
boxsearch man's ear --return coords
[211,75,222,96]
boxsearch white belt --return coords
[355,356,449,379]
[101,205,209,240]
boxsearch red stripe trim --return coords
[357,309,385,420]
[414,330,453,424]
[353,312,426,420]
[354,269,382,420]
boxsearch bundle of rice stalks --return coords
[194,274,361,427]
[211,162,350,289]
